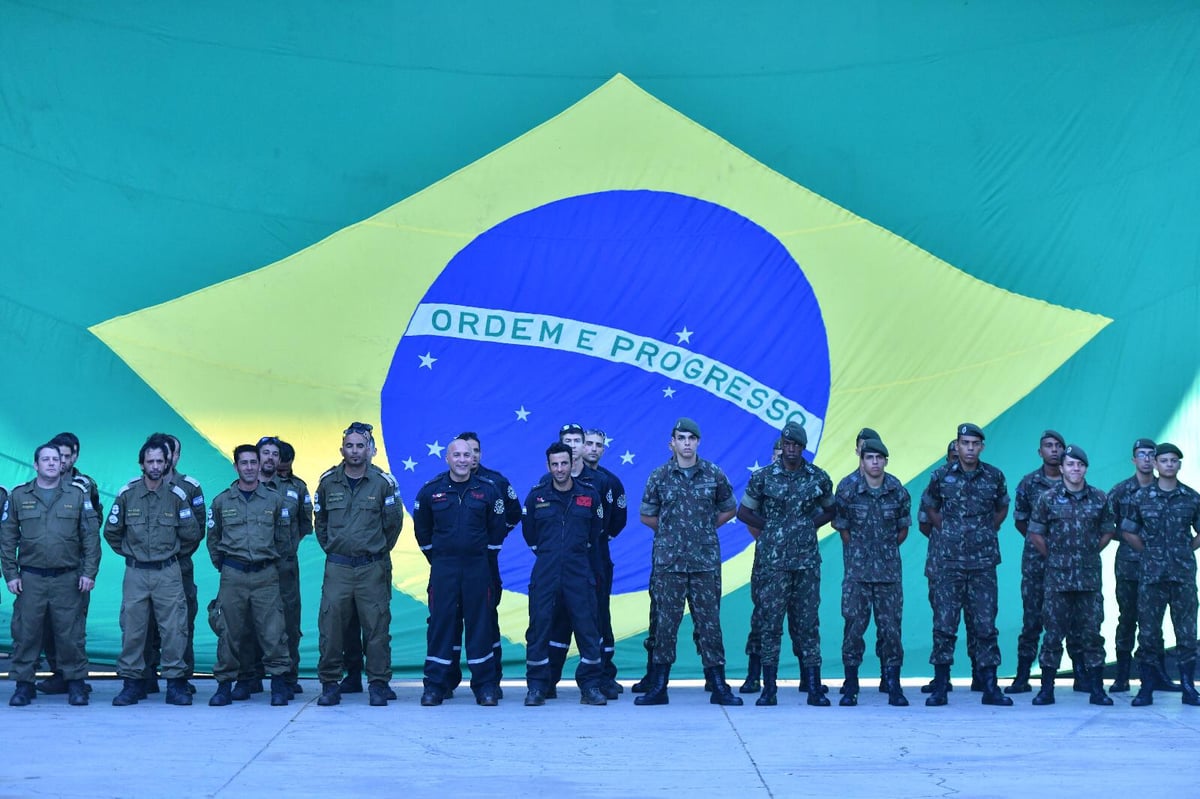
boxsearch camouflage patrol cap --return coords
[780,421,807,447]
[1132,438,1157,454]
[1040,429,1065,447]
[1156,442,1183,459]
[957,422,985,440]
[1063,444,1088,466]
[856,427,880,443]
[672,417,701,438]
[861,438,889,457]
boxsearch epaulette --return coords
[476,473,497,487]
[320,466,337,481]
[181,474,202,488]
[421,472,448,489]
[171,484,189,502]
[379,470,399,489]
[71,473,95,490]
[118,480,138,496]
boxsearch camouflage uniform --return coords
[1012,467,1062,663]
[1122,482,1200,669]
[1029,483,1114,672]
[740,460,834,667]
[834,473,910,669]
[641,457,736,667]
[920,461,1009,668]
[1108,475,1147,657]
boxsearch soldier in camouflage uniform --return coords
[739,437,782,694]
[919,423,1012,707]
[833,438,910,707]
[1006,430,1065,694]
[635,417,741,706]
[1122,443,1200,707]
[1106,438,1162,692]
[1026,445,1115,706]
[737,421,834,707]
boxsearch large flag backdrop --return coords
[2,2,1198,677]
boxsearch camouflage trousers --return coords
[927,562,978,665]
[1137,579,1198,668]
[745,550,803,658]
[842,579,903,669]
[756,566,820,668]
[1038,588,1104,672]
[1016,548,1046,661]
[1113,575,1140,656]
[929,566,1000,668]
[650,570,726,667]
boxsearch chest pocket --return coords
[324,492,350,526]
[533,504,559,522]
[880,502,901,520]
[16,501,45,524]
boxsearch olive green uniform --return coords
[105,478,201,680]
[1,481,101,683]
[144,472,206,679]
[207,482,292,682]
[259,473,311,679]
[314,464,404,684]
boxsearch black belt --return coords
[20,565,75,578]
[327,552,385,567]
[221,556,275,573]
[127,555,178,570]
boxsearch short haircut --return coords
[233,444,259,461]
[278,440,296,462]
[139,438,169,465]
[148,432,175,457]
[34,442,60,463]
[51,432,80,454]
[546,441,573,461]
[458,431,481,445]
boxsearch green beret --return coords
[1132,438,1157,454]
[672,417,701,438]
[1063,444,1088,466]
[957,422,985,440]
[1156,442,1183,459]
[1040,429,1065,447]
[780,421,807,447]
[856,427,880,442]
[861,438,889,457]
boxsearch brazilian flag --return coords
[2,2,1197,678]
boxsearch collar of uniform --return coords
[667,457,709,477]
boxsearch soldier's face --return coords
[780,438,804,468]
[1155,453,1181,479]
[1039,437,1063,467]
[277,459,293,478]
[341,433,369,467]
[583,434,605,466]
[671,431,699,462]
[141,447,167,482]
[57,445,77,471]
[35,447,61,481]
[862,452,887,479]
[1062,455,1087,490]
[236,452,260,484]
[548,451,572,488]
[772,444,782,462]
[956,435,983,466]
[258,444,280,477]
[466,440,481,469]
[446,439,474,480]
[1133,448,1155,476]
[561,433,584,458]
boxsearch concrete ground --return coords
[1,672,1196,799]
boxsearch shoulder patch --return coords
[494,498,505,515]
[118,482,134,496]
[171,485,189,502]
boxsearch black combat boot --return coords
[579,686,608,706]
[1005,656,1033,694]
[524,687,546,706]
[878,659,887,693]
[884,665,908,707]
[925,664,951,707]
[756,665,778,706]
[9,681,36,707]
[208,681,234,707]
[231,680,254,701]
[970,663,984,692]
[272,676,292,706]
[634,664,670,706]
[1088,667,1113,706]
[805,667,830,707]
[1155,654,1183,692]
[317,681,342,706]
[631,644,654,693]
[339,670,364,694]
[420,686,444,706]
[1180,663,1200,707]
[1031,671,1055,705]
[797,667,809,693]
[66,680,89,706]
[839,666,859,707]
[1110,651,1133,692]
[143,672,161,695]
[475,684,500,706]
[165,678,193,706]
[36,672,68,695]
[703,666,715,693]
[980,666,1014,706]
[1072,662,1088,693]
[709,666,743,706]
[921,674,954,693]
[740,654,762,694]
[112,678,144,706]
[1131,662,1155,706]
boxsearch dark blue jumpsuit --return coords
[524,478,605,691]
